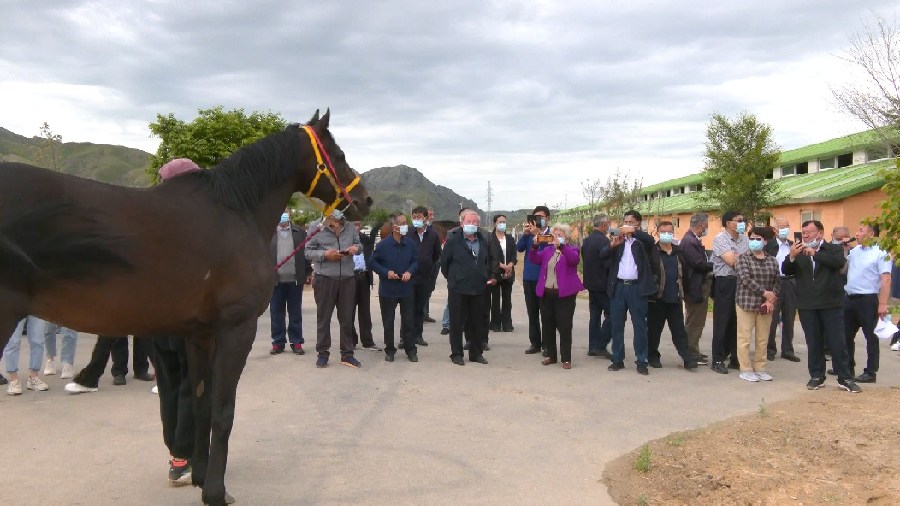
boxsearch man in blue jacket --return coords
[581,214,612,358]
[371,213,419,362]
[516,205,552,355]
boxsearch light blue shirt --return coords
[845,245,892,295]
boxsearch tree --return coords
[699,112,781,224]
[600,168,643,221]
[832,15,900,258]
[34,122,63,171]
[146,106,286,184]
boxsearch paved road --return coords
[2,279,897,505]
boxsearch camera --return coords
[535,234,555,245]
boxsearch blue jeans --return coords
[442,302,450,329]
[270,282,304,346]
[44,323,78,365]
[610,281,649,365]
[588,290,612,352]
[4,317,46,374]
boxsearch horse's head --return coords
[303,110,373,221]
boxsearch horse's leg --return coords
[201,319,256,506]
[185,333,214,489]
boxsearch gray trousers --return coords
[767,278,797,356]
[313,275,357,358]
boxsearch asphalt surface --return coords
[2,278,897,505]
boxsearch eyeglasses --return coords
[732,218,745,223]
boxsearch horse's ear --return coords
[307,109,320,126]
[320,108,330,129]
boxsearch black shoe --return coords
[854,372,876,383]
[489,324,502,332]
[416,337,429,346]
[384,354,394,362]
[407,353,418,363]
[711,362,728,374]
[502,326,514,332]
[683,360,698,370]
[826,368,837,376]
[637,364,649,375]
[168,458,192,484]
[291,344,306,355]
[695,356,709,366]
[700,353,709,360]
[269,345,284,355]
[608,362,625,371]
[440,327,450,335]
[766,352,776,361]
[463,342,470,350]
[837,378,862,393]
[113,374,127,386]
[648,359,662,369]
[806,377,826,390]
[728,360,740,370]
[451,355,465,366]
[398,340,405,349]
[0,373,7,386]
[133,371,154,382]
[781,353,801,362]
[424,316,436,323]
[471,355,488,365]
[525,345,541,354]
[483,342,491,351]
[588,349,612,359]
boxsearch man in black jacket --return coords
[441,210,498,365]
[647,221,697,370]
[269,211,312,355]
[783,220,860,393]
[766,217,800,362]
[350,221,381,351]
[602,210,659,375]
[581,214,612,358]
[407,206,441,348]
[680,213,713,365]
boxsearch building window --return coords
[795,162,808,175]
[672,217,680,228]
[819,157,835,170]
[800,210,821,224]
[782,165,795,176]
[867,147,889,161]
[837,152,853,167]
[695,183,702,191]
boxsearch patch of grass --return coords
[637,494,649,506]
[759,398,768,417]
[666,435,685,447]
[634,444,652,473]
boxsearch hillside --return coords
[360,164,483,220]
[0,127,151,187]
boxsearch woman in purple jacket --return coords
[529,223,585,369]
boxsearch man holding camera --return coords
[517,206,553,355]
[766,217,800,362]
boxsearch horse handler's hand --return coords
[401,272,411,282]
[324,249,343,261]
[486,279,497,286]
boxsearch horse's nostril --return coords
[366,196,374,205]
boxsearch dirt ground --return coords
[603,386,900,505]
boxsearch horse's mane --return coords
[186,126,306,212]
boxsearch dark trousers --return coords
[313,275,357,358]
[411,280,429,340]
[587,290,612,352]
[270,281,304,346]
[350,273,375,348]
[767,278,796,355]
[153,336,194,460]
[711,276,738,363]
[448,290,486,360]
[610,281,649,365]
[844,293,879,374]
[380,295,415,355]
[799,307,853,381]
[539,291,576,363]
[73,335,151,387]
[522,280,542,348]
[648,301,691,361]
[490,281,514,330]
[424,261,440,317]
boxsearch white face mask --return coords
[398,225,409,235]
[496,222,507,232]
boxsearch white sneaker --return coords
[43,358,57,375]
[755,371,773,381]
[7,379,23,396]
[64,382,98,393]
[891,341,900,352]
[60,363,75,379]
[26,376,49,391]
[151,385,158,394]
[739,371,759,382]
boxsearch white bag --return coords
[874,316,899,340]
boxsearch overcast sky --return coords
[1,1,895,211]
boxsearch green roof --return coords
[778,130,884,167]
[641,173,704,193]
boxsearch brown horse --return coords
[0,110,371,505]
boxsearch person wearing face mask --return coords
[422,206,441,323]
[441,210,498,365]
[269,209,312,355]
[734,228,781,382]
[581,215,613,358]
[406,206,441,349]
[710,210,750,374]
[304,211,363,369]
[783,220,860,393]
[765,218,800,362]
[603,210,659,375]
[647,221,697,370]
[529,223,584,369]
[348,220,382,352]
[516,205,553,355]
[441,207,477,336]
[489,214,517,333]
[680,213,714,365]
[371,212,418,362]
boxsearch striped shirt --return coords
[735,251,781,312]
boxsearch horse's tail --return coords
[0,203,133,289]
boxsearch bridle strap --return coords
[300,126,357,216]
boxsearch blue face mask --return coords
[778,227,789,239]
[803,239,820,249]
[736,222,746,234]
[496,222,507,232]
[556,236,566,245]
[398,225,409,235]
[463,224,478,235]
[412,219,424,229]
[280,213,290,223]
[748,239,764,252]
[659,232,674,244]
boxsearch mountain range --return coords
[0,126,533,223]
